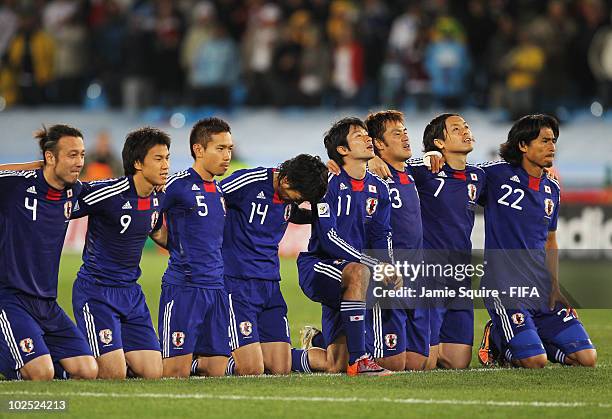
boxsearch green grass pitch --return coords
[1,252,610,418]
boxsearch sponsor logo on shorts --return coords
[511,313,525,326]
[172,331,185,348]
[385,333,397,349]
[19,338,34,354]
[99,329,113,345]
[239,321,252,337]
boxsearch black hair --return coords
[323,117,367,166]
[500,114,559,166]
[34,124,83,165]
[278,154,328,204]
[422,113,458,152]
[365,110,404,156]
[189,117,231,159]
[122,126,171,176]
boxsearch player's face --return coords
[137,144,170,186]
[278,178,304,204]
[340,125,374,161]
[202,132,233,176]
[49,136,85,186]
[380,120,411,161]
[440,116,474,154]
[520,127,556,168]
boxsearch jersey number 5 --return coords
[497,184,524,210]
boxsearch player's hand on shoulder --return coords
[366,156,391,179]
[423,151,444,173]
[326,160,341,176]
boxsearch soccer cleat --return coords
[346,354,393,377]
[300,325,322,350]
[478,319,500,367]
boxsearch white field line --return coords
[0,391,610,409]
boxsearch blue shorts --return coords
[72,278,160,357]
[158,284,230,358]
[487,298,595,360]
[366,307,430,359]
[429,308,474,346]
[0,292,91,378]
[225,276,291,350]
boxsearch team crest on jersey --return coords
[172,331,185,347]
[64,201,73,219]
[544,198,554,216]
[317,203,330,218]
[385,334,397,349]
[365,197,378,215]
[284,204,292,221]
[99,329,113,345]
[19,338,34,353]
[240,321,252,336]
[467,184,477,202]
[511,313,525,326]
[151,211,160,229]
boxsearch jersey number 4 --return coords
[497,184,524,210]
[25,197,37,220]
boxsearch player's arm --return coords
[149,222,168,249]
[0,160,44,171]
[545,231,570,311]
[315,184,379,268]
[288,204,312,225]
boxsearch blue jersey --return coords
[385,164,423,250]
[162,168,225,288]
[0,169,82,298]
[220,167,293,281]
[305,169,392,267]
[478,161,560,290]
[73,176,163,287]
[409,159,485,250]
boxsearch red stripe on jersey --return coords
[528,176,541,191]
[204,182,216,193]
[351,179,364,191]
[398,172,411,184]
[137,197,151,210]
[46,189,62,201]
[453,171,467,181]
[273,191,283,204]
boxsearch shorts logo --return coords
[239,321,252,336]
[544,198,554,216]
[384,333,397,349]
[99,329,113,345]
[365,198,378,215]
[284,204,292,221]
[64,201,73,219]
[172,331,185,347]
[317,203,330,218]
[511,313,525,326]
[19,338,34,354]
[151,210,160,230]
[467,184,477,202]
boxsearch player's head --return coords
[34,124,85,186]
[190,117,233,177]
[500,114,558,168]
[365,110,411,162]
[324,117,373,167]
[122,127,171,186]
[423,113,474,155]
[276,154,328,204]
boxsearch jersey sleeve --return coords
[366,181,393,263]
[475,166,488,206]
[219,168,252,205]
[313,176,379,268]
[0,171,29,210]
[71,180,115,219]
[549,183,561,231]
[406,159,428,185]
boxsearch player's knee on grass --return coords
[376,353,405,371]
[568,349,597,367]
[437,344,472,369]
[127,351,163,379]
[97,350,127,379]
[326,341,348,373]
[404,352,428,371]
[518,354,547,369]
[235,360,264,376]
[63,356,98,380]
[425,345,439,370]
[162,355,192,378]
[341,263,370,299]
[21,355,54,381]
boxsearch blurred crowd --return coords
[1,0,612,118]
